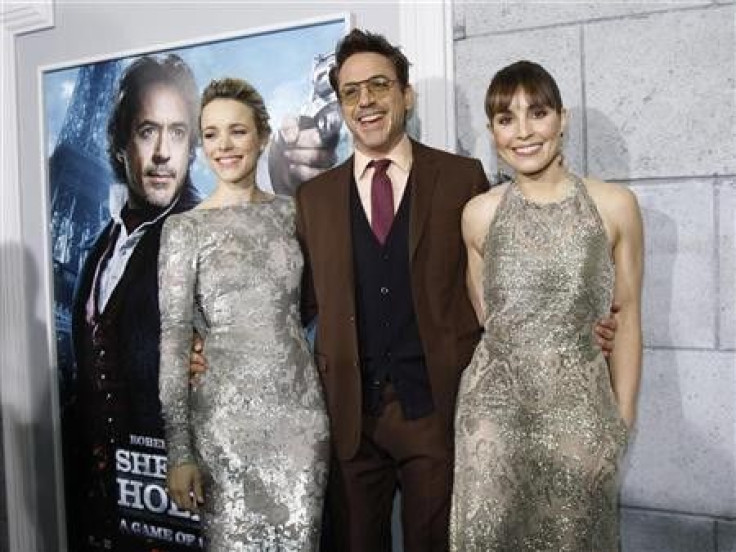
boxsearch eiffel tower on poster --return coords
[48,58,122,384]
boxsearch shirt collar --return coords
[111,192,179,237]
[354,133,413,181]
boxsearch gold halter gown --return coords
[450,177,629,552]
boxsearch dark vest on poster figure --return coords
[73,220,169,548]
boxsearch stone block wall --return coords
[453,2,735,550]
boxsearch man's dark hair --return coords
[107,54,199,183]
[328,29,411,94]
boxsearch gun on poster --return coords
[268,51,345,197]
[299,52,342,149]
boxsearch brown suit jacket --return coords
[295,139,490,460]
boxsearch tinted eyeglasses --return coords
[338,77,397,106]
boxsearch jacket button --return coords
[380,286,389,295]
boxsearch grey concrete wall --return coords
[453,2,736,550]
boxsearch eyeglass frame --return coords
[337,75,400,106]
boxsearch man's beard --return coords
[126,185,178,213]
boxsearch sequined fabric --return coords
[450,177,628,552]
[159,196,329,551]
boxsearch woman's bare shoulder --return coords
[583,177,638,210]
[465,182,509,217]
[462,183,509,247]
[583,176,634,199]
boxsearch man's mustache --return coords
[145,166,176,178]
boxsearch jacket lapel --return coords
[72,221,115,334]
[330,158,356,288]
[408,140,439,259]
[102,222,158,315]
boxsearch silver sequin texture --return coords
[450,177,628,552]
[159,196,329,551]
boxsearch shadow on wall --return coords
[626,205,735,535]
[454,83,503,183]
[620,204,678,491]
[1,243,59,552]
[584,105,700,547]
[454,83,475,159]
[583,107,631,183]
[585,106,736,547]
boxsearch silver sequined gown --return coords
[450,177,629,552]
[158,196,329,551]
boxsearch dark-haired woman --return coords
[158,78,329,550]
[450,61,643,552]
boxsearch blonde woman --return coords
[158,78,329,550]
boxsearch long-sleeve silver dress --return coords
[450,177,629,551]
[158,196,329,551]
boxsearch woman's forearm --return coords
[609,307,642,428]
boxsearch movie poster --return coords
[43,17,348,551]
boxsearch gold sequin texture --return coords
[450,177,628,552]
[159,196,330,551]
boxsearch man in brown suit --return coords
[295,29,488,551]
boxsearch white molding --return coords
[1,2,56,551]
[399,0,456,152]
[39,10,351,73]
[0,2,52,32]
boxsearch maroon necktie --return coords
[369,159,394,245]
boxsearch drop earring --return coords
[558,131,565,165]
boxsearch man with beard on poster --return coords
[66,54,202,551]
